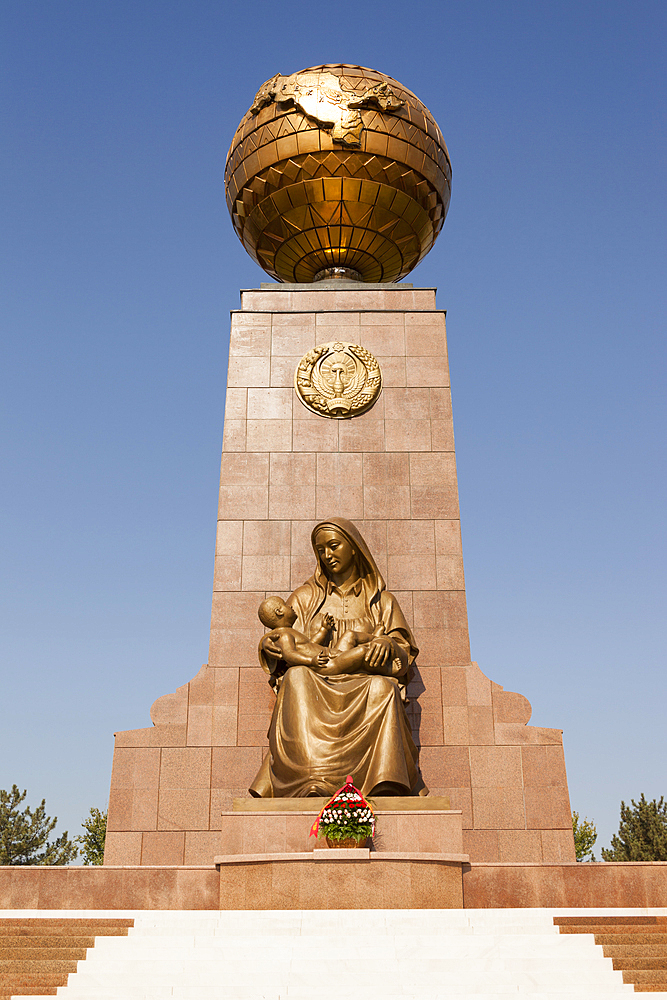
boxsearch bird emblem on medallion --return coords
[294,342,382,418]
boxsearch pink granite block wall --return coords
[156,748,211,832]
[107,747,160,832]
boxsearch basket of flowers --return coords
[310,776,376,848]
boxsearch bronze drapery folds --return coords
[250,518,427,798]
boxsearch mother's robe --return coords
[250,518,424,798]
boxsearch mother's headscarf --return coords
[306,517,384,617]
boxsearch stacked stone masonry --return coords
[106,284,574,868]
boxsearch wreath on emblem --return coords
[294,341,382,418]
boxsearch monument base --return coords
[2,863,667,910]
[214,851,466,908]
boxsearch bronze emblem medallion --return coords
[294,342,382,418]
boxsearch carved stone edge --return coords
[214,851,470,865]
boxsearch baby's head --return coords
[258,596,297,630]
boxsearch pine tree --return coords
[76,807,107,865]
[602,794,667,861]
[0,786,78,865]
[572,811,597,861]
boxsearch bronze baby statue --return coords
[257,596,386,676]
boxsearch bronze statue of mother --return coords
[249,518,426,798]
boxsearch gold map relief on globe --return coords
[249,70,406,147]
[225,64,452,283]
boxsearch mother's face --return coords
[314,528,357,579]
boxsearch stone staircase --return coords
[0,918,133,998]
[3,909,667,999]
[556,916,667,993]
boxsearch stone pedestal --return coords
[105,281,575,868]
[214,852,467,909]
[220,795,463,855]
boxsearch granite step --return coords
[0,961,78,973]
[555,915,667,995]
[0,974,64,985]
[625,971,667,984]
[618,959,667,970]
[606,946,667,958]
[0,977,63,995]
[0,986,60,994]
[597,935,667,945]
[556,918,667,927]
[0,948,88,960]
[0,920,132,928]
[560,926,667,936]
[0,937,94,949]
[0,917,132,999]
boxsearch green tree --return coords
[602,794,667,861]
[0,786,78,865]
[572,811,597,862]
[76,807,107,865]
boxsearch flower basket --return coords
[310,776,375,849]
[325,835,369,849]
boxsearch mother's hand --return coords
[364,634,394,670]
[260,634,282,662]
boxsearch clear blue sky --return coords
[1,0,665,857]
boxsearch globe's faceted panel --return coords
[225,64,452,283]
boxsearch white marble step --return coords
[46,993,637,1000]
[90,933,598,952]
[7,907,667,1000]
[77,953,614,975]
[48,991,638,999]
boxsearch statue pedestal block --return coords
[214,852,467,909]
[220,801,463,856]
[232,795,451,811]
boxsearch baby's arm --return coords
[311,613,335,646]
[271,629,325,668]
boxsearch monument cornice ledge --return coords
[254,282,430,291]
[230,307,447,314]
[227,809,462,817]
[232,796,455,812]
[469,861,667,868]
[238,283,440,313]
[214,851,470,865]
[96,865,217,871]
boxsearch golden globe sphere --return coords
[225,64,451,283]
